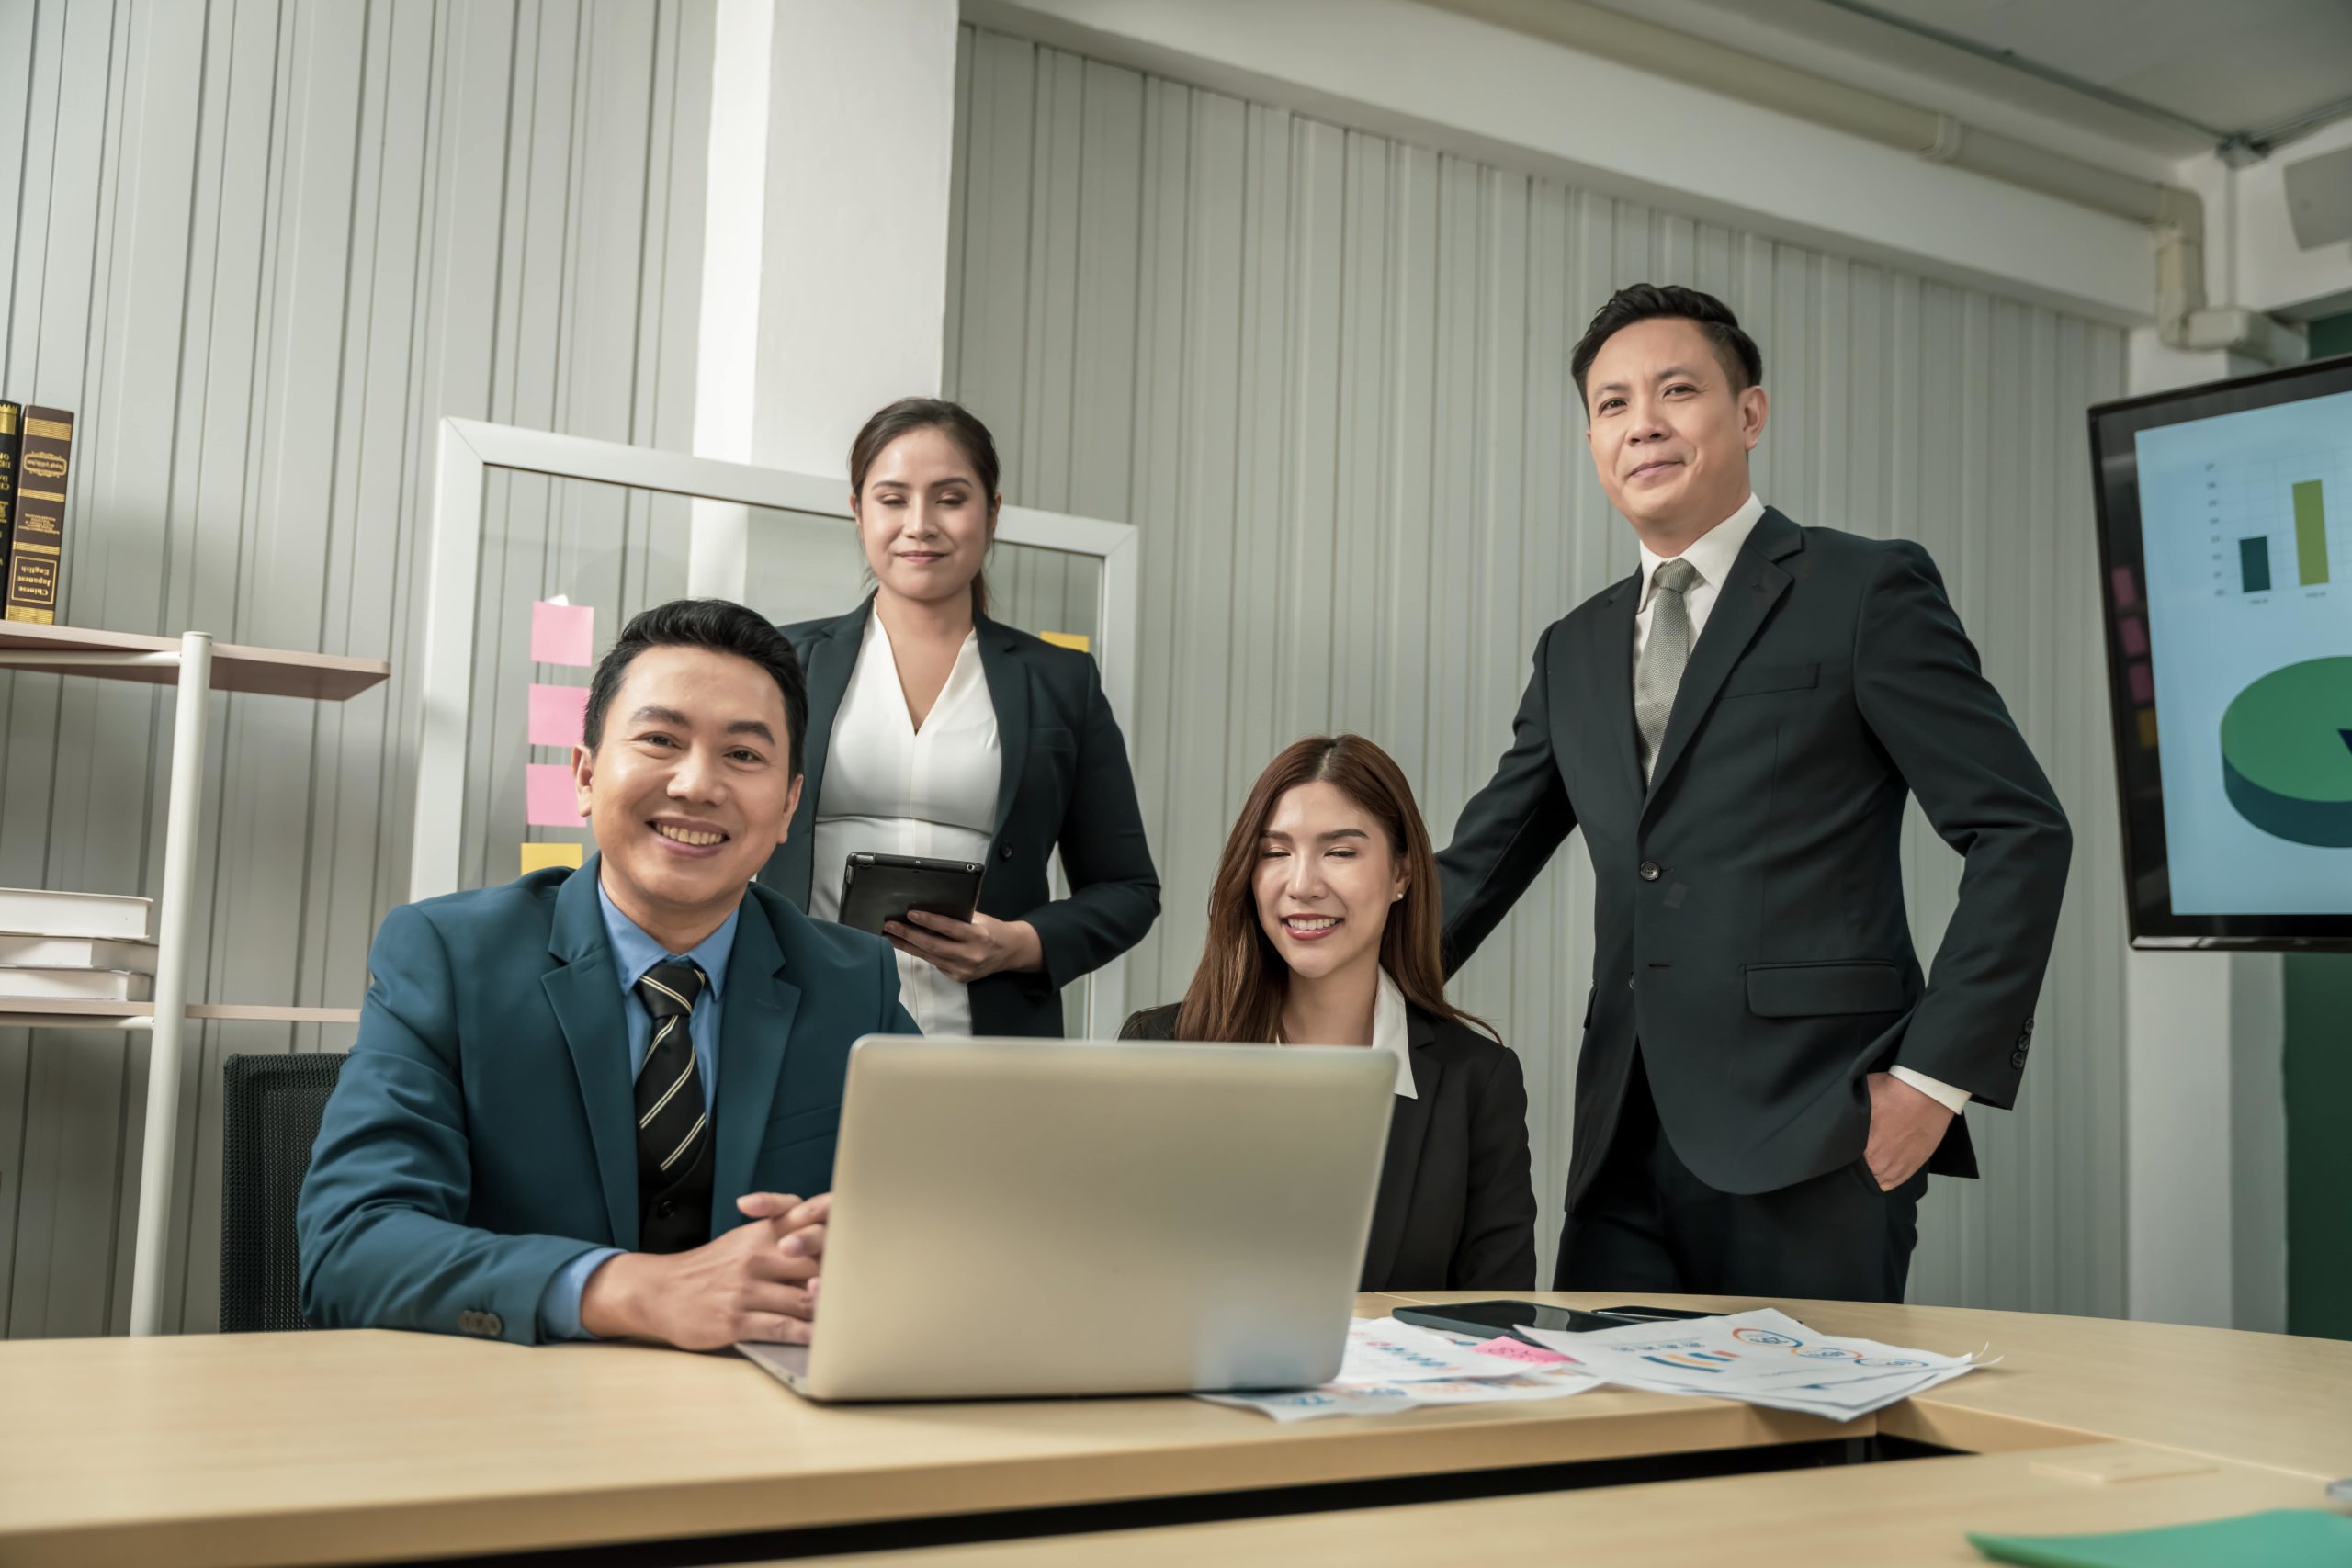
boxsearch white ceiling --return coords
[1569,0,2352,161]
[1847,0,2352,140]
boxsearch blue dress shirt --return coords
[536,883,743,1340]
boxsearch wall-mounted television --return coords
[2089,354,2352,952]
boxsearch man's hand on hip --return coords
[1863,1072,1953,1191]
[578,1192,831,1350]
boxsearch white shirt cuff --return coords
[1889,1066,1972,1115]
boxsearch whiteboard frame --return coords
[413,416,1142,1034]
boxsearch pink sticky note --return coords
[528,683,590,749]
[2127,662,2154,705]
[2118,616,2147,656]
[1473,1334,1574,1367]
[2109,568,2138,610]
[531,600,595,666]
[526,762,587,827]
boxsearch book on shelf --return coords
[0,966,153,1003]
[0,886,153,941]
[5,403,73,626]
[0,931,155,973]
[0,400,19,592]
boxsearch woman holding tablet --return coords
[762,398,1159,1038]
[1123,735,1536,1291]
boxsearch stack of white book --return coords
[0,887,158,1003]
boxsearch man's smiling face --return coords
[1583,314,1766,539]
[573,644,801,935]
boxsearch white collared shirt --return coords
[1634,491,1765,660]
[1276,969,1419,1100]
[1629,493,1971,1119]
[810,611,1000,1036]
[1372,968,1418,1100]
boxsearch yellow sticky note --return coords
[1039,631,1090,652]
[521,841,585,876]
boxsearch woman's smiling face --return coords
[1252,779,1406,985]
[854,424,995,608]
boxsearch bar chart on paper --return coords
[2136,387,2352,912]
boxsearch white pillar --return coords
[129,632,214,1336]
[752,0,959,479]
[2119,325,2289,1332]
[688,0,779,603]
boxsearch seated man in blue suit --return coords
[300,598,916,1348]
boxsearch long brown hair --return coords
[1172,735,1492,1043]
[849,397,999,619]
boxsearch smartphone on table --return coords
[1391,1300,1721,1343]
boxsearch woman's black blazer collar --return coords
[763,594,1039,905]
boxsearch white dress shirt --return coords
[810,612,1000,1036]
[1276,968,1419,1100]
[1634,491,1765,671]
[1635,495,1971,1119]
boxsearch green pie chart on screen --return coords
[2219,656,2352,847]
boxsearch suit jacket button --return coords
[998,842,1013,861]
[458,1312,478,1333]
[482,1314,503,1337]
[2010,1048,2029,1069]
[1638,861,1662,882]
[1626,974,1636,990]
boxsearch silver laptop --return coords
[739,1035,1394,1402]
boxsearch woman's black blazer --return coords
[761,597,1160,1037]
[1119,1001,1537,1292]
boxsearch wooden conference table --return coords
[2,1291,2346,1566]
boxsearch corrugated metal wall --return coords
[944,26,2132,1314]
[0,0,712,1337]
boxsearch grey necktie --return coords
[1635,557,1702,779]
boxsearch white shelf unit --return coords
[0,621,386,1336]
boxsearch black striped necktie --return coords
[633,960,709,1192]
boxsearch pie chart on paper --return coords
[2219,657,2352,847]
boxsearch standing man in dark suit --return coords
[1439,285,2071,1302]
[300,600,917,1348]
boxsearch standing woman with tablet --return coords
[762,399,1159,1037]
[1123,735,1536,1291]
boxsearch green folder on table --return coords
[1970,1508,2352,1567]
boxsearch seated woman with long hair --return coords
[1123,735,1536,1291]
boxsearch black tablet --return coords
[836,852,984,937]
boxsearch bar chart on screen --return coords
[2137,387,2352,913]
[2211,453,2345,599]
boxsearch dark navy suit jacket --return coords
[298,859,915,1343]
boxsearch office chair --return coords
[219,1051,348,1333]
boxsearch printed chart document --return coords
[1197,1317,1603,1422]
[1519,1307,1986,1421]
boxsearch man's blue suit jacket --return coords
[298,857,914,1344]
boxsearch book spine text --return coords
[5,404,72,626]
[0,400,19,594]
